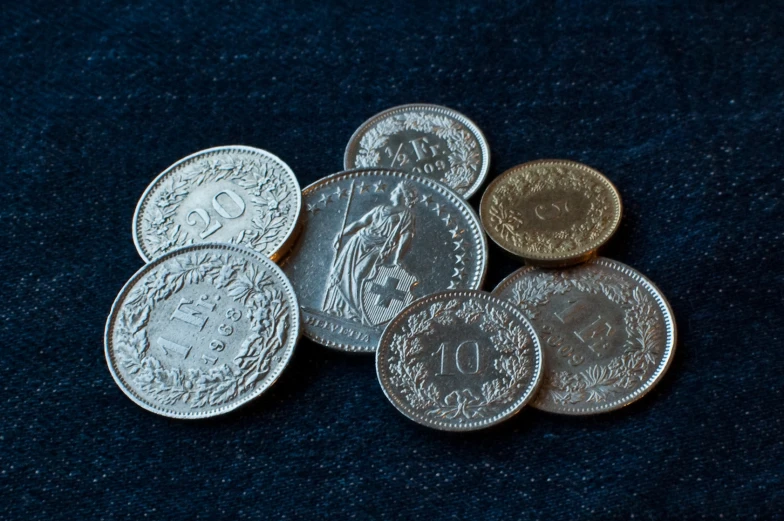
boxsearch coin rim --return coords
[132,145,303,263]
[375,290,543,431]
[104,243,302,419]
[343,103,491,199]
[491,257,677,415]
[286,168,489,353]
[479,159,623,266]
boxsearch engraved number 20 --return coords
[186,189,246,239]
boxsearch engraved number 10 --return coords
[434,341,481,376]
[186,189,246,239]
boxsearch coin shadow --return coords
[165,337,361,429]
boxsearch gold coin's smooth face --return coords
[479,160,622,266]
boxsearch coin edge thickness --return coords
[344,104,491,199]
[479,159,622,267]
[375,290,544,431]
[492,257,677,415]
[104,243,302,419]
[288,169,489,353]
[132,145,303,263]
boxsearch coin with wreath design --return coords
[105,244,300,418]
[492,258,676,415]
[133,146,301,263]
[376,290,543,431]
[479,160,622,266]
[344,104,490,198]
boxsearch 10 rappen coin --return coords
[376,290,543,431]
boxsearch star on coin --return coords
[306,203,321,215]
[432,203,443,216]
[358,181,370,194]
[442,214,454,226]
[374,181,387,192]
[420,194,433,205]
[334,187,349,199]
[318,193,333,205]
[449,225,461,238]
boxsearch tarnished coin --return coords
[344,104,490,198]
[376,290,543,431]
[492,257,676,415]
[105,244,300,419]
[282,169,488,353]
[479,160,622,267]
[133,146,302,263]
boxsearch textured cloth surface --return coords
[1,2,782,519]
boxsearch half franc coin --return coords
[344,104,490,198]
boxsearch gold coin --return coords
[479,160,622,267]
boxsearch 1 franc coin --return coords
[480,159,622,266]
[376,290,543,431]
[133,146,302,263]
[344,104,490,198]
[105,243,301,419]
[282,169,488,353]
[492,257,676,415]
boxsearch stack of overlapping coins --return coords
[105,104,676,430]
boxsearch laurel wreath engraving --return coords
[354,112,481,193]
[142,154,294,257]
[508,267,662,405]
[387,298,533,421]
[486,165,613,255]
[112,252,290,409]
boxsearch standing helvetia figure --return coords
[283,169,488,353]
[323,182,418,326]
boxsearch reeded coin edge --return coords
[294,169,489,353]
[479,159,623,264]
[104,243,302,419]
[343,104,491,199]
[375,290,543,431]
[132,145,303,264]
[492,257,677,415]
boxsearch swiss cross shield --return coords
[361,264,418,326]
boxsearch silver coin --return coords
[492,257,677,415]
[133,146,302,263]
[344,104,490,199]
[105,243,301,419]
[376,290,543,431]
[282,169,488,353]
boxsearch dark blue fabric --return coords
[1,1,782,519]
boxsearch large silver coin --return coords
[105,244,300,419]
[492,258,677,415]
[133,146,302,263]
[282,169,488,353]
[344,104,490,199]
[376,291,543,431]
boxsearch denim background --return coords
[1,1,782,519]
